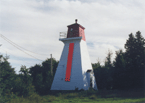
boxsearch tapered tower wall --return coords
[51,20,97,90]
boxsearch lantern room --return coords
[67,19,86,41]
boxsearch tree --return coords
[41,58,58,95]
[92,58,101,69]
[104,50,113,89]
[29,58,59,95]
[0,55,15,96]
[113,49,127,89]
[29,64,42,89]
[93,50,113,90]
[134,31,145,88]
[105,49,113,69]
[12,66,35,97]
[124,31,145,88]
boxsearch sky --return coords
[0,0,145,74]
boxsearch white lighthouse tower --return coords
[51,20,97,90]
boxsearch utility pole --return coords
[0,44,2,55]
[50,54,53,76]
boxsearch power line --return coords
[0,47,40,65]
[0,34,44,61]
[0,34,48,56]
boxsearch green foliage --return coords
[0,55,16,98]
[29,58,59,95]
[93,31,145,90]
[112,49,127,89]
[8,93,45,103]
[93,50,113,90]
[124,31,145,89]
[11,66,35,97]
[105,49,113,69]
[0,87,5,103]
[0,31,144,102]
[28,93,45,102]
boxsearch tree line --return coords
[0,31,144,100]
[94,31,145,90]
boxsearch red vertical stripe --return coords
[65,43,74,82]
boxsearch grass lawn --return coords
[42,95,145,103]
[8,88,145,103]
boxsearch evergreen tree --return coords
[104,50,113,89]
[93,50,113,90]
[105,49,113,69]
[124,31,145,88]
[113,50,126,89]
[92,61,102,89]
[134,31,145,88]
[92,58,101,69]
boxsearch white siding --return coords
[51,37,97,90]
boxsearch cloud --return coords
[0,0,145,73]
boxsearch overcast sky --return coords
[0,0,145,73]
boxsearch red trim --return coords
[65,43,74,82]
[79,27,86,41]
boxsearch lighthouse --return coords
[51,20,97,90]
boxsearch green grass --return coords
[7,88,145,103]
